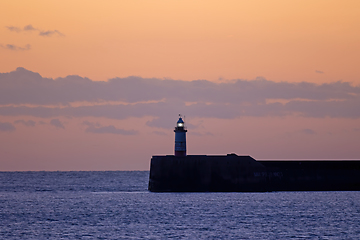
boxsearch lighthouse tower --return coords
[174,115,187,157]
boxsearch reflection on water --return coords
[0,171,359,239]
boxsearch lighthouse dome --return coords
[176,117,184,127]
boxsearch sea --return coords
[1,171,360,239]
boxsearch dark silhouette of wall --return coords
[149,154,360,192]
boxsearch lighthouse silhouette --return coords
[174,115,187,156]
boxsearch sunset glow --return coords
[0,0,359,170]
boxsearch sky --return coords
[0,0,360,171]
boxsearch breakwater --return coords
[148,154,360,192]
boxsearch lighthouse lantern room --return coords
[174,115,187,156]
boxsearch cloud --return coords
[189,131,214,136]
[6,26,21,32]
[0,122,16,132]
[152,131,168,136]
[86,125,137,135]
[23,24,36,31]
[50,119,65,129]
[82,121,137,135]
[315,70,324,74]
[39,30,64,37]
[302,129,316,135]
[14,119,36,127]
[1,68,358,105]
[146,116,178,129]
[0,68,360,128]
[82,120,100,127]
[5,24,64,37]
[0,44,31,51]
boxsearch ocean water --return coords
[1,171,360,239]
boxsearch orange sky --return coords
[0,1,359,171]
[1,0,359,83]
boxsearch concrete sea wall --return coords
[148,155,360,192]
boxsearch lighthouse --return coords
[174,115,187,156]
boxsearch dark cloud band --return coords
[1,67,358,105]
[0,67,359,128]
